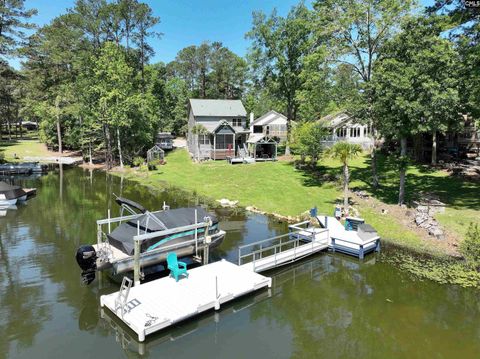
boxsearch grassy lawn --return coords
[134,149,341,216]
[119,149,479,255]
[0,138,51,161]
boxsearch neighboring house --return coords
[250,110,288,143]
[155,132,174,150]
[319,112,374,150]
[187,99,249,160]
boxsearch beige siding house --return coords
[187,99,249,160]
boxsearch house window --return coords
[199,134,210,145]
[253,125,263,134]
[232,118,243,127]
[338,127,347,137]
[350,127,360,138]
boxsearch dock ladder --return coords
[115,277,133,318]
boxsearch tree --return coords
[191,124,208,162]
[290,121,328,166]
[0,0,37,58]
[246,3,313,152]
[327,142,362,214]
[372,16,460,203]
[312,0,415,188]
[132,1,161,88]
[460,223,480,269]
[209,42,247,99]
[170,42,246,99]
[91,42,135,168]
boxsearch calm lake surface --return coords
[1,167,479,359]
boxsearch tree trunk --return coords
[89,140,93,166]
[343,163,349,215]
[371,143,379,189]
[285,118,292,156]
[7,115,11,141]
[116,127,124,168]
[398,137,407,205]
[105,124,113,170]
[55,97,63,153]
[431,131,437,165]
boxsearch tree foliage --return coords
[326,141,362,212]
[290,122,328,166]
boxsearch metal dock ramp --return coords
[100,260,271,341]
[238,226,330,273]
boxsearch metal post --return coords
[203,243,209,265]
[238,247,241,266]
[134,221,140,286]
[194,210,198,257]
[108,209,111,234]
[97,223,102,247]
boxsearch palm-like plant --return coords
[327,141,362,214]
[191,124,209,161]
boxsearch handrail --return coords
[238,228,330,268]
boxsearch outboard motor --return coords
[76,245,97,285]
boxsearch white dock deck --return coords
[100,260,271,341]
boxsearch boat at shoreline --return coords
[0,181,36,206]
[0,162,48,175]
[75,197,226,284]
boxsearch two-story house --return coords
[187,99,249,160]
[249,110,288,143]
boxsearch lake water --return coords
[1,167,479,358]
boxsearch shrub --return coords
[132,156,145,167]
[0,152,4,164]
[460,223,480,268]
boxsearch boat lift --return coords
[100,216,380,342]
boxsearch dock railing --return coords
[237,228,329,272]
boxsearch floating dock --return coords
[100,260,271,342]
[100,216,380,342]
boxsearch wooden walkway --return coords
[100,260,271,341]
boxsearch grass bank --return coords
[0,138,52,161]
[117,149,479,257]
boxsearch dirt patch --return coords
[352,193,461,257]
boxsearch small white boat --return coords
[0,182,23,205]
[0,195,17,206]
[0,181,35,206]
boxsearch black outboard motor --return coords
[76,245,97,285]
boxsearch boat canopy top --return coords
[115,196,147,213]
[107,206,218,255]
[0,181,26,200]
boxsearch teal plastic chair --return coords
[167,252,188,282]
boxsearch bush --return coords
[0,152,4,164]
[132,156,145,167]
[460,223,480,268]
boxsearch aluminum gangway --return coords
[238,225,330,273]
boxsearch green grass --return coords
[120,149,479,255]
[131,149,341,216]
[0,139,51,161]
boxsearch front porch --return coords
[194,121,249,160]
